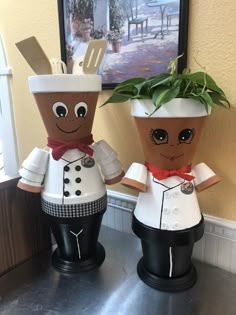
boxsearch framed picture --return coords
[57,0,189,89]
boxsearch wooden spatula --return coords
[83,39,107,74]
[16,36,52,75]
[73,39,107,75]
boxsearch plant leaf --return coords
[113,77,145,93]
[149,74,173,89]
[167,54,184,75]
[209,91,230,108]
[180,72,225,94]
[189,94,210,113]
[100,93,131,107]
[133,73,171,96]
[199,91,215,108]
[152,85,180,110]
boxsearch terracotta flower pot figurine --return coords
[102,56,230,291]
[16,37,124,273]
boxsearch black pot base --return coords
[137,258,197,292]
[52,242,105,273]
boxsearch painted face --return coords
[134,116,207,170]
[33,92,99,141]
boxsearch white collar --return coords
[152,174,185,189]
[50,148,86,163]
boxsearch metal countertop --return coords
[0,226,236,315]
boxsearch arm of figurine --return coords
[192,162,221,193]
[121,162,147,192]
[93,140,125,185]
[17,147,49,193]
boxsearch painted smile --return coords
[160,153,184,161]
[56,124,81,134]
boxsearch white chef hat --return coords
[28,74,101,93]
[130,98,211,118]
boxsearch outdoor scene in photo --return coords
[63,0,180,85]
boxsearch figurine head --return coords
[29,74,101,141]
[131,99,209,170]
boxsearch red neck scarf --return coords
[145,162,195,181]
[47,135,94,161]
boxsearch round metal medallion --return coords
[180,182,194,195]
[81,156,95,168]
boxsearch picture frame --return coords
[57,0,189,90]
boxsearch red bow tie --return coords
[47,135,94,161]
[145,162,195,181]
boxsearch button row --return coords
[162,222,180,230]
[63,165,82,197]
[64,177,81,184]
[64,165,81,172]
[163,207,180,214]
[165,191,180,199]
[64,190,81,197]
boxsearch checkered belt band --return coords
[41,194,107,218]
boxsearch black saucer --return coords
[137,258,197,292]
[52,242,105,273]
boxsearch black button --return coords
[64,178,70,184]
[75,165,81,171]
[64,166,70,172]
[75,190,81,196]
[64,191,70,197]
[75,177,81,183]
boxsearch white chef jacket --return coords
[19,140,123,206]
[125,162,217,231]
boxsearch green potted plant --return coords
[107,28,125,53]
[102,56,230,292]
[102,55,229,111]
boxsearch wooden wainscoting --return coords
[0,177,51,276]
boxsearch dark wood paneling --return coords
[0,179,51,276]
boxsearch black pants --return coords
[45,209,105,262]
[133,214,204,278]
[141,239,194,278]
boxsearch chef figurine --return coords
[121,98,221,291]
[17,38,124,272]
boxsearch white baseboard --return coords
[103,190,236,274]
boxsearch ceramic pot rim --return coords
[28,74,101,93]
[131,98,211,118]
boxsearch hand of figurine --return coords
[105,170,125,185]
[195,174,221,193]
[192,163,221,193]
[17,181,42,193]
[121,176,147,192]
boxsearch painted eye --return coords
[52,102,68,117]
[74,102,88,117]
[151,129,168,145]
[178,129,195,144]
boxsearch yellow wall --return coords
[0,0,236,220]
[0,0,60,159]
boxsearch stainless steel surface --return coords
[0,226,236,315]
